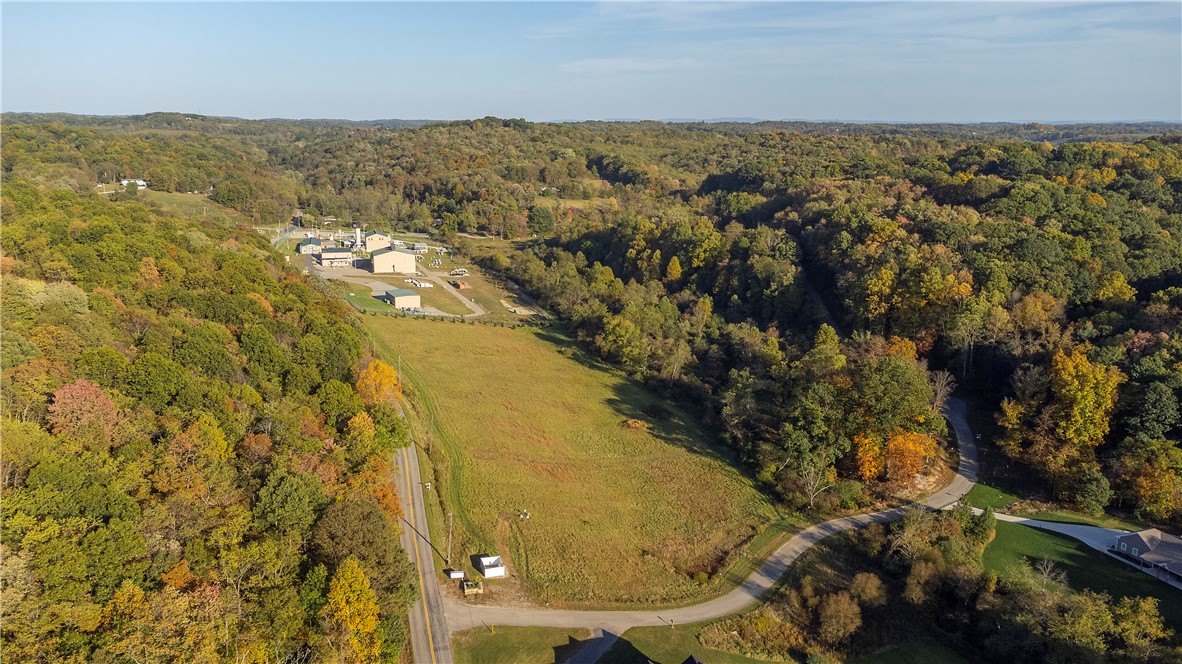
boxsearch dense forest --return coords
[3,114,1181,662]
[1,176,416,661]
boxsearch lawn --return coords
[984,521,1182,633]
[345,276,473,317]
[362,317,779,607]
[452,626,594,664]
[602,624,784,664]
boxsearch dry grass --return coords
[364,317,777,607]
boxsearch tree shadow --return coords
[528,327,749,474]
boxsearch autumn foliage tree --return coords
[885,430,937,485]
[355,360,401,407]
[321,557,382,664]
[47,379,118,448]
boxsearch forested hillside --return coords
[2,114,1181,662]
[1,177,416,662]
[5,115,1181,525]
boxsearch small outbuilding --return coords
[476,555,506,578]
[318,247,354,268]
[383,289,421,310]
[411,242,430,254]
[371,247,417,274]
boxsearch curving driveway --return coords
[442,396,980,633]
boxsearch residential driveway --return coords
[989,513,1127,551]
[442,396,981,634]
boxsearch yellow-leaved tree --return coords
[1050,347,1123,452]
[356,360,401,407]
[321,556,382,664]
[885,430,937,485]
[854,434,884,481]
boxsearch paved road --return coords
[987,512,1127,551]
[416,264,485,318]
[395,445,454,664]
[442,396,980,634]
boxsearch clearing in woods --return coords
[364,316,778,607]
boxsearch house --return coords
[318,247,354,268]
[411,242,430,254]
[370,247,417,274]
[476,555,506,578]
[364,231,391,253]
[1114,529,1182,584]
[119,178,148,190]
[383,289,421,310]
[298,237,322,255]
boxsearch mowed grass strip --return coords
[366,317,777,606]
[452,626,594,664]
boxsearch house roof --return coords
[1118,529,1182,568]
[300,237,321,245]
[365,231,389,238]
[384,288,418,298]
[321,247,352,256]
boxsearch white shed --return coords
[477,555,506,578]
[371,247,417,274]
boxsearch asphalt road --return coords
[395,445,454,664]
[441,396,981,634]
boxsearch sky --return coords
[3,2,1180,123]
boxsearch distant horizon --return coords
[4,2,1180,123]
[5,110,1181,126]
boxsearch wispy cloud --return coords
[560,56,698,75]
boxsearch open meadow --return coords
[362,316,779,607]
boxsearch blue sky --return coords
[3,2,1179,122]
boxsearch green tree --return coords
[255,469,328,537]
[317,379,363,431]
[121,352,187,410]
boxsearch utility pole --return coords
[446,512,454,567]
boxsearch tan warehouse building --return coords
[383,288,421,310]
[370,247,417,274]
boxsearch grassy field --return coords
[452,626,594,664]
[984,521,1182,633]
[603,624,784,664]
[140,190,257,227]
[344,277,472,317]
[363,317,778,607]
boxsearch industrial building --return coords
[383,288,421,310]
[370,247,417,274]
